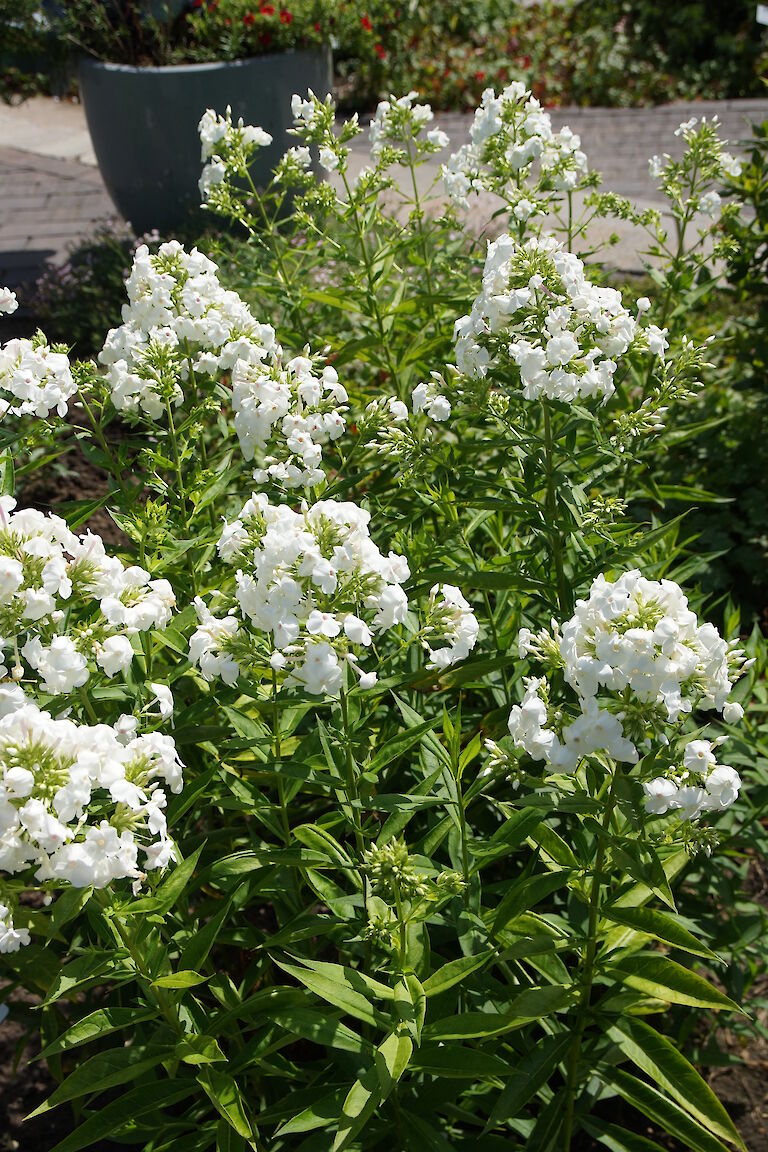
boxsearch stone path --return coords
[1,95,767,295]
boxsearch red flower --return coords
[193,0,203,7]
[474,70,485,82]
[279,8,293,22]
[224,16,231,24]
[361,14,372,30]
[313,20,321,31]
[260,3,275,13]
[208,0,218,10]
[374,42,385,58]
[243,11,255,24]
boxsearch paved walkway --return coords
[1,96,767,294]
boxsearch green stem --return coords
[78,686,99,725]
[96,891,183,1040]
[562,767,620,1150]
[339,170,403,396]
[164,399,198,596]
[405,138,436,319]
[542,403,570,616]
[393,879,407,972]
[339,686,365,858]
[77,389,130,500]
[456,784,471,912]
[244,168,310,345]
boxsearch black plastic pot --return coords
[79,48,332,234]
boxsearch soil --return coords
[0,989,128,1152]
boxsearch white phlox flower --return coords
[198,106,273,200]
[412,376,452,422]
[643,737,742,822]
[423,584,479,670]
[0,333,76,419]
[508,569,749,822]
[99,240,278,421]
[454,233,649,400]
[0,901,29,952]
[0,287,19,316]
[0,701,183,899]
[441,82,588,209]
[369,91,446,162]
[190,493,411,696]
[557,570,747,720]
[233,351,347,488]
[0,498,174,695]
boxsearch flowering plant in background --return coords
[0,87,763,1152]
[184,0,335,61]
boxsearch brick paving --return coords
[1,96,767,296]
[0,147,116,291]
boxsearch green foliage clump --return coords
[1,83,767,1152]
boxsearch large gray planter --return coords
[79,48,332,234]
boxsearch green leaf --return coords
[125,845,203,916]
[602,904,718,960]
[611,1018,745,1148]
[293,824,355,867]
[152,970,208,989]
[198,1068,254,1140]
[49,1081,197,1152]
[265,1005,371,1055]
[394,974,426,1043]
[606,1067,733,1152]
[276,1089,345,1136]
[38,1007,158,1058]
[410,1043,515,1078]
[484,1033,572,1131]
[492,870,570,935]
[612,955,742,1012]
[424,985,571,1039]
[422,949,496,997]
[581,1117,669,1151]
[178,895,235,973]
[332,1031,413,1151]
[366,718,439,777]
[273,959,387,1028]
[28,1046,166,1116]
[0,450,14,496]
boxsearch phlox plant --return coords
[0,83,765,1152]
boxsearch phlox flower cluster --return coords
[0,695,183,942]
[0,497,174,695]
[454,233,663,400]
[198,105,273,200]
[508,678,639,775]
[507,570,748,820]
[233,351,347,488]
[441,81,588,210]
[648,115,742,221]
[368,91,449,161]
[412,376,451,422]
[644,737,741,823]
[99,240,277,421]
[422,584,479,670]
[0,331,76,419]
[552,570,746,721]
[191,492,412,696]
[0,900,29,953]
[291,90,335,139]
[289,90,364,184]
